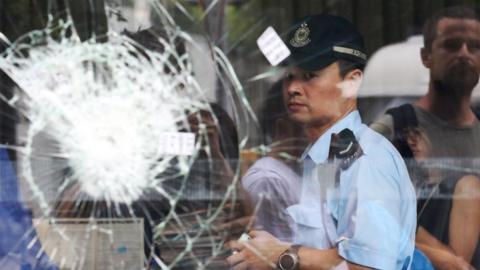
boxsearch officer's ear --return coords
[420,47,431,69]
[338,69,362,98]
[344,69,362,82]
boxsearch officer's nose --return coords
[285,79,302,97]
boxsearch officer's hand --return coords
[226,230,290,270]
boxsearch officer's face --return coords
[422,18,480,93]
[282,62,351,129]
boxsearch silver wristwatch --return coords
[277,244,301,270]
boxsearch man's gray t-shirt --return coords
[371,106,480,158]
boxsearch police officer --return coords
[227,14,416,270]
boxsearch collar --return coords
[302,111,362,164]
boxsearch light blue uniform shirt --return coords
[286,111,416,270]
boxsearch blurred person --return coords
[227,14,416,270]
[405,126,479,270]
[242,80,307,241]
[371,6,480,269]
[0,147,58,270]
[183,104,238,209]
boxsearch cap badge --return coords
[290,23,311,48]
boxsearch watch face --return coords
[279,254,295,269]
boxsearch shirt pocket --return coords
[286,204,330,249]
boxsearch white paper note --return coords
[257,26,291,66]
[158,132,195,156]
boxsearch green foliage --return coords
[225,2,263,50]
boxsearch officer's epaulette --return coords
[328,128,363,170]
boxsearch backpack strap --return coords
[472,106,480,120]
[385,104,418,159]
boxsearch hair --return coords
[209,103,239,163]
[124,27,187,73]
[404,126,430,147]
[338,59,365,78]
[422,6,479,51]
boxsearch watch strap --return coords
[289,244,301,254]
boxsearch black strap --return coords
[472,105,480,120]
[386,104,418,159]
[328,129,363,169]
[328,128,364,194]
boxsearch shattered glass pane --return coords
[0,0,259,269]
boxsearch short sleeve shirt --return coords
[287,111,416,270]
[242,157,301,241]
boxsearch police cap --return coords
[283,14,367,71]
